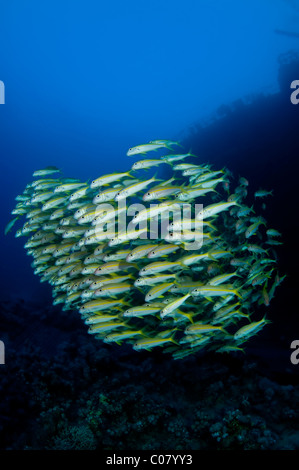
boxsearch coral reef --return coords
[0,298,298,450]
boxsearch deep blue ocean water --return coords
[0,0,298,300]
[0,0,299,451]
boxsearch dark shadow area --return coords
[181,50,299,372]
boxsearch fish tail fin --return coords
[165,141,182,150]
[160,176,176,186]
[219,327,230,335]
[170,338,180,346]
[127,262,139,270]
[237,310,250,320]
[178,262,190,271]
[262,315,271,325]
[115,305,125,312]
[205,221,217,231]
[177,309,194,323]
[152,171,163,182]
[187,148,197,157]
[172,141,183,148]
[207,251,216,261]
[169,332,180,346]
[173,277,183,286]
[119,300,131,307]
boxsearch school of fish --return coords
[6,139,285,359]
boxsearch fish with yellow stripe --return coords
[5,139,284,360]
